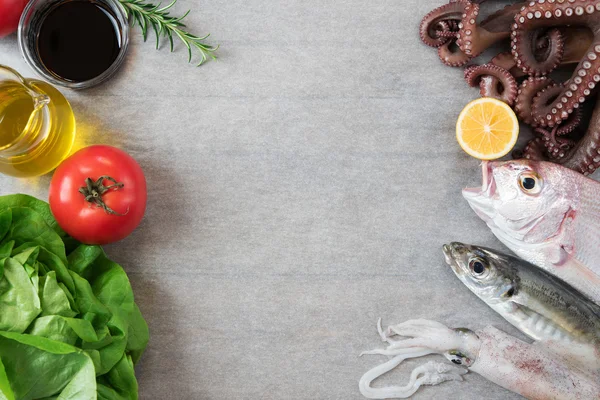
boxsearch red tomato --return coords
[49,145,147,245]
[0,0,28,38]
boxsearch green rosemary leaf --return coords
[172,9,190,23]
[196,52,206,67]
[166,29,174,52]
[185,32,210,41]
[119,0,217,65]
[140,11,149,41]
[148,1,161,13]
[150,20,160,49]
[133,12,145,40]
[156,0,176,12]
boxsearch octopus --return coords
[419,0,600,175]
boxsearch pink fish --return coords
[462,160,600,304]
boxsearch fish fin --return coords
[558,258,600,308]
[504,301,576,341]
[554,208,576,263]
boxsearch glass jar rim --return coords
[17,0,130,90]
[0,64,50,156]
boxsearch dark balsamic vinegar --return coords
[36,0,122,82]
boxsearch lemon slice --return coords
[456,97,519,160]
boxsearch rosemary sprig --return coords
[120,0,218,66]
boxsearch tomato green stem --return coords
[79,176,128,216]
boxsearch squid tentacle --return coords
[359,354,467,399]
[359,319,469,399]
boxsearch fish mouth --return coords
[462,161,497,221]
[443,244,453,264]
[443,243,465,276]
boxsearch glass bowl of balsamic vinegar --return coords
[18,0,129,89]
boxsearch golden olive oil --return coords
[0,82,35,147]
[0,79,75,177]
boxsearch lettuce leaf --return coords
[0,195,148,399]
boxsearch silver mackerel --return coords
[443,242,600,349]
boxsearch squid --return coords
[359,319,600,399]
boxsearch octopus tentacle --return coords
[436,20,452,32]
[537,59,600,126]
[456,1,514,58]
[419,1,469,48]
[531,82,573,127]
[531,82,592,129]
[520,137,547,161]
[534,126,575,160]
[491,51,516,70]
[512,28,564,76]
[492,28,592,78]
[433,20,461,40]
[560,27,595,65]
[423,1,531,67]
[490,51,526,78]
[435,20,461,39]
[514,77,554,126]
[446,20,460,31]
[512,2,600,126]
[555,107,583,136]
[435,29,459,39]
[536,28,564,74]
[562,93,600,175]
[477,2,528,33]
[464,63,518,105]
[438,40,471,67]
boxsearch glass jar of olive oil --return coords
[0,65,75,177]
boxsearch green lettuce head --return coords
[0,194,149,400]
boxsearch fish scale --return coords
[575,180,600,274]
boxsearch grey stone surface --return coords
[0,1,536,398]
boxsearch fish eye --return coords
[468,257,487,276]
[518,172,542,195]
